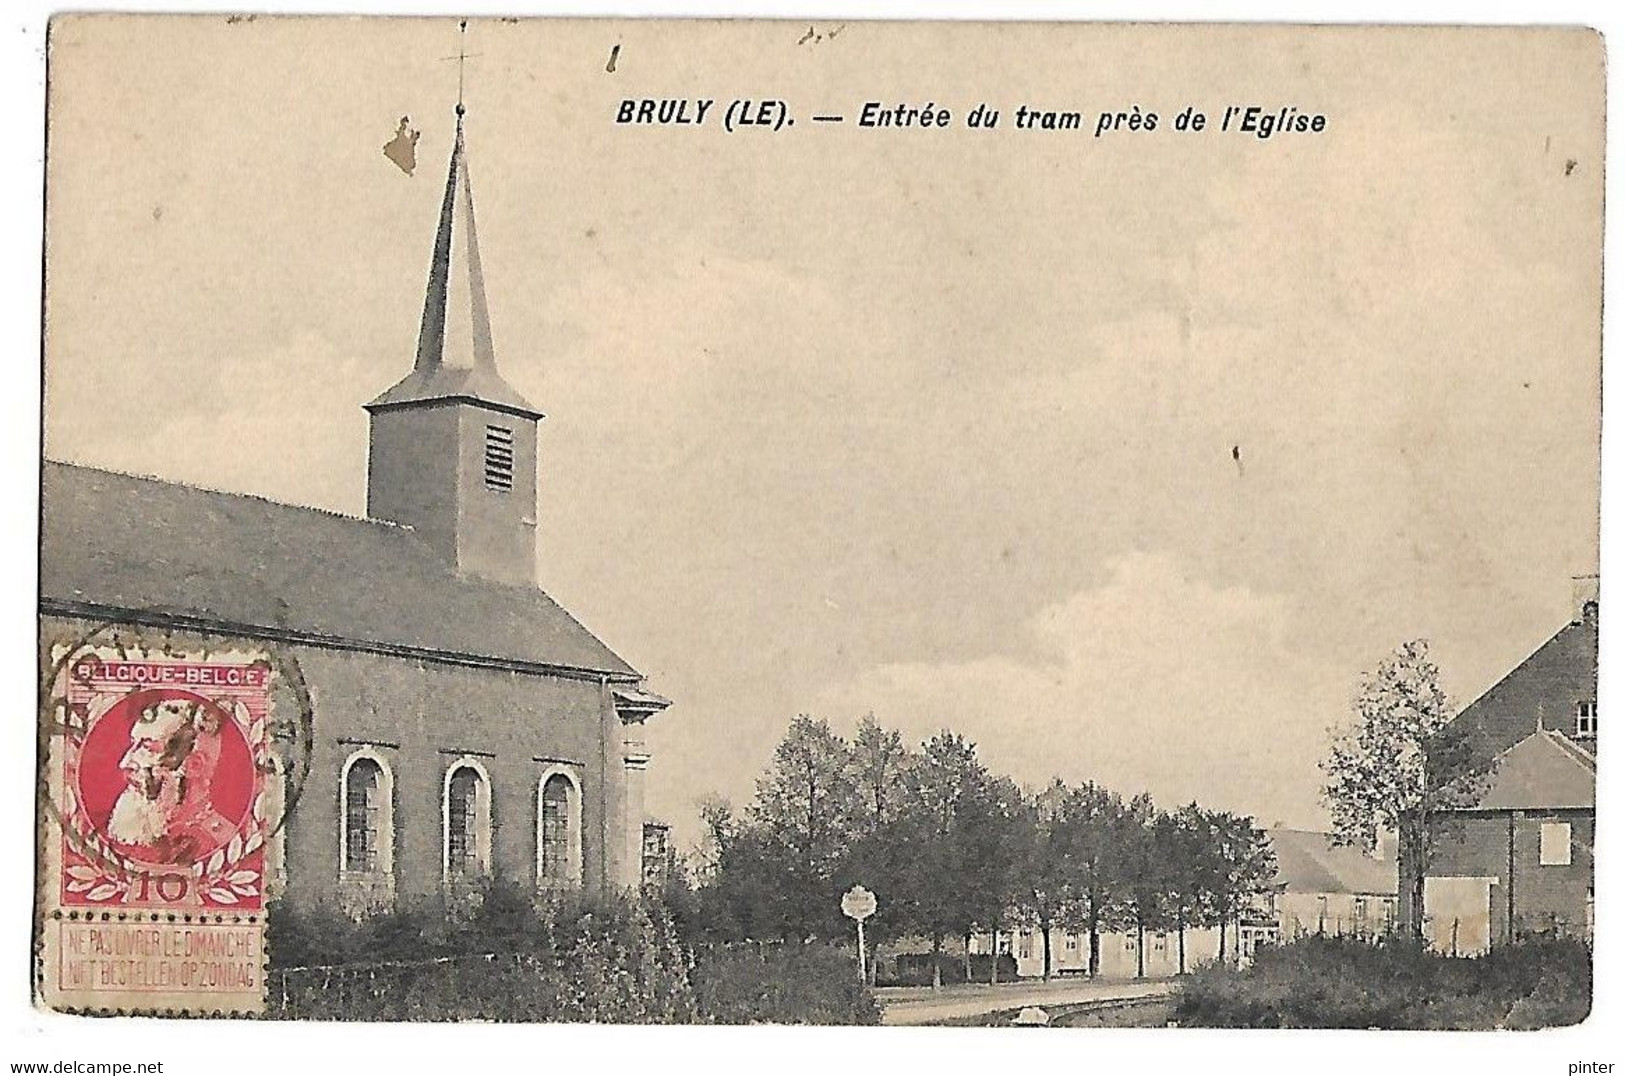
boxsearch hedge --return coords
[1176,934,1591,1030]
[265,881,878,1025]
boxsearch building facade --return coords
[970,828,1395,977]
[982,921,1226,980]
[1401,579,1598,953]
[1265,828,1398,945]
[1412,729,1596,954]
[38,107,668,916]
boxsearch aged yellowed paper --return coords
[38,16,1601,1026]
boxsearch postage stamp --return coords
[37,644,275,1014]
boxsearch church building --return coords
[38,103,669,915]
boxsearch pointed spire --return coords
[367,103,540,420]
[415,113,496,375]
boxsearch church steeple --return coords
[365,88,544,589]
[367,109,539,420]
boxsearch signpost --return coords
[841,885,877,982]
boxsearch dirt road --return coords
[877,977,1177,1027]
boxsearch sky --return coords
[42,17,1603,850]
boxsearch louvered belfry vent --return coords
[484,424,514,492]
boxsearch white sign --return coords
[841,885,877,921]
[841,885,877,984]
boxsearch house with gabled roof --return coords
[1263,828,1398,945]
[1400,579,1598,954]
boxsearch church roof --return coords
[38,461,638,680]
[1267,829,1398,896]
[367,112,540,420]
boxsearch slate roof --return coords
[1268,829,1398,896]
[367,111,539,420]
[39,461,637,680]
[1446,613,1598,759]
[1452,729,1596,812]
[368,364,540,419]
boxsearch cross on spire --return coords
[440,19,481,118]
[365,18,538,422]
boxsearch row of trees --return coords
[683,715,1277,985]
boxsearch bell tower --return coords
[365,100,544,589]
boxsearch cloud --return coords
[46,330,376,516]
[819,550,1345,827]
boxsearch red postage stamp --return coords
[39,645,274,1013]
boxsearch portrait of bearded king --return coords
[107,697,238,865]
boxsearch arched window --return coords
[536,768,582,885]
[443,761,491,880]
[339,749,394,876]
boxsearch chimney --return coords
[1572,574,1599,624]
[1374,828,1396,862]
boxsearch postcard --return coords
[35,15,1601,1030]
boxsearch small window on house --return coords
[1354,897,1368,921]
[996,934,1011,956]
[642,825,667,860]
[1064,932,1078,951]
[1018,933,1032,958]
[641,823,670,889]
[1576,701,1597,739]
[1540,822,1573,866]
[484,425,515,492]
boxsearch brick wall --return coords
[1403,808,1595,944]
[1455,617,1597,756]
